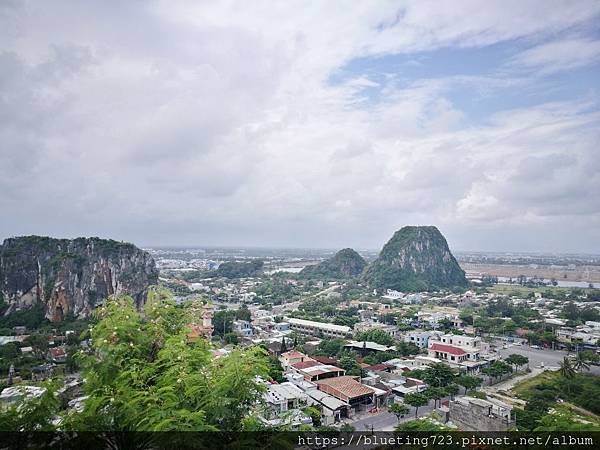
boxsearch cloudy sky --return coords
[1,1,599,252]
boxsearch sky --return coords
[1,1,599,253]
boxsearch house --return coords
[306,389,349,425]
[280,351,311,369]
[403,331,437,349]
[427,334,482,363]
[47,347,67,364]
[262,382,309,416]
[315,376,376,413]
[259,382,313,429]
[233,320,253,337]
[290,359,345,382]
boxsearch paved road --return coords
[496,343,600,375]
[349,403,438,431]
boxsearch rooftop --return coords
[287,317,350,333]
[315,376,375,399]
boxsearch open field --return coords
[461,263,600,283]
[488,284,588,295]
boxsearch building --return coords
[306,389,349,424]
[290,360,345,382]
[262,382,309,415]
[343,340,395,354]
[286,318,350,338]
[449,396,514,431]
[280,350,311,369]
[233,320,253,337]
[47,347,67,364]
[260,382,312,428]
[403,331,437,349]
[427,334,482,363]
[315,376,376,412]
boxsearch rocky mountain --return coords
[300,248,367,279]
[0,236,158,322]
[363,226,467,291]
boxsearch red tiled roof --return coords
[430,343,466,356]
[48,347,66,357]
[313,356,337,365]
[316,376,375,399]
[292,360,320,369]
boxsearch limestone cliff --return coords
[363,226,467,291]
[300,248,367,279]
[0,236,158,321]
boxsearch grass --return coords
[512,370,559,399]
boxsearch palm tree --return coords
[559,357,576,379]
[573,353,590,372]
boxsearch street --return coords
[349,403,438,431]
[496,343,600,375]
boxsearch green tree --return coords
[455,375,482,394]
[213,310,235,337]
[389,403,410,421]
[559,357,576,380]
[421,363,456,387]
[403,393,428,418]
[395,417,449,431]
[424,387,445,408]
[573,353,590,372]
[24,334,49,359]
[59,292,269,432]
[445,384,459,400]
[505,354,529,372]
[337,353,361,376]
[234,304,251,322]
[0,381,60,432]
[354,329,394,346]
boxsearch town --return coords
[2,241,600,433]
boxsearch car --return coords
[531,345,541,349]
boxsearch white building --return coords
[286,318,350,338]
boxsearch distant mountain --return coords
[0,236,158,322]
[212,260,264,278]
[363,226,467,291]
[300,248,367,279]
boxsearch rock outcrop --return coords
[0,236,158,321]
[300,248,367,279]
[363,226,467,291]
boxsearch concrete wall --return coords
[449,402,513,432]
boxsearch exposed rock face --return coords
[363,226,467,291]
[300,248,367,279]
[0,236,158,321]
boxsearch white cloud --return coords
[510,37,600,74]
[1,1,599,251]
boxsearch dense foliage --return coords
[211,260,264,278]
[0,290,271,432]
[299,248,366,279]
[363,226,467,291]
